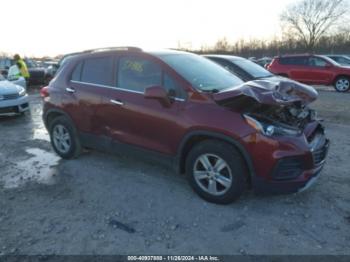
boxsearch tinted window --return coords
[71,62,83,81]
[308,57,327,67]
[118,56,161,93]
[157,53,243,92]
[279,57,308,66]
[208,57,248,80]
[81,57,114,86]
[231,59,273,78]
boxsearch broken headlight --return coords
[243,114,302,137]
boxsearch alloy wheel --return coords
[193,154,233,196]
[336,78,350,92]
[52,124,71,154]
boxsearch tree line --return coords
[184,32,350,59]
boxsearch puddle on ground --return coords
[33,127,50,141]
[2,148,60,189]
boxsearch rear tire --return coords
[49,116,81,159]
[185,140,248,204]
[334,76,350,92]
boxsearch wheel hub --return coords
[193,153,233,196]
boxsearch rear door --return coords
[280,56,310,83]
[97,54,187,155]
[63,56,114,133]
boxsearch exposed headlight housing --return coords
[18,88,26,97]
[243,114,301,137]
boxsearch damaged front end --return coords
[214,79,320,136]
[214,79,329,193]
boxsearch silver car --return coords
[0,74,30,116]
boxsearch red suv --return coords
[42,47,329,204]
[268,54,350,92]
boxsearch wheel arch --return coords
[176,131,255,181]
[44,108,75,130]
[333,74,350,84]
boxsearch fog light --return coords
[266,125,275,136]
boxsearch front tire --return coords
[185,140,248,204]
[49,116,81,159]
[334,77,350,92]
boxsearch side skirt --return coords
[79,132,176,171]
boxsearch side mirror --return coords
[144,85,171,107]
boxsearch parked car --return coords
[39,60,60,77]
[0,57,50,85]
[256,57,273,68]
[204,55,279,82]
[41,47,329,204]
[325,55,350,66]
[268,54,350,92]
[0,74,29,116]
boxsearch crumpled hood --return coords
[0,80,23,95]
[213,78,318,106]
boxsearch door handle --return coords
[66,87,75,93]
[110,99,124,106]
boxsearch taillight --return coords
[40,86,49,98]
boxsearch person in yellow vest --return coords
[13,54,30,84]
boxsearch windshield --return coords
[232,59,273,78]
[330,56,350,66]
[158,53,243,92]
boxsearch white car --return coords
[0,74,30,116]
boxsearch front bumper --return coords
[242,122,329,194]
[252,161,326,194]
[0,94,30,116]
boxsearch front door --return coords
[307,57,334,85]
[98,54,187,155]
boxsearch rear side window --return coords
[80,57,114,86]
[279,57,308,66]
[71,62,83,81]
[118,56,161,93]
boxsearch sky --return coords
[1,0,295,57]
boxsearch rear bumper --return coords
[0,95,30,115]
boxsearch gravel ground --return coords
[0,87,349,255]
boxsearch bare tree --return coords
[281,0,349,50]
[214,37,231,52]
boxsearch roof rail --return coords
[83,46,142,53]
[279,53,312,57]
